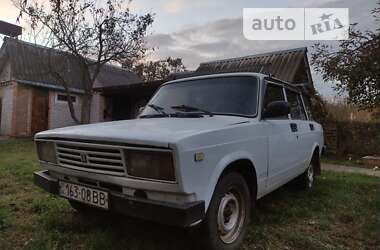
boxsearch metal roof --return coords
[0,37,141,91]
[171,47,313,86]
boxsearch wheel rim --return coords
[217,188,246,244]
[307,164,314,188]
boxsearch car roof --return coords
[163,72,265,85]
[163,72,302,93]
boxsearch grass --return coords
[0,139,379,250]
[321,154,374,168]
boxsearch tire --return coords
[297,162,315,190]
[199,172,251,250]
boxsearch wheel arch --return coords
[206,152,258,211]
[219,159,258,206]
[310,144,321,176]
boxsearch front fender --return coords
[310,143,320,161]
[204,151,257,209]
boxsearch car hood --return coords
[35,116,252,148]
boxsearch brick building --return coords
[0,38,141,137]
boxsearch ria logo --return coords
[305,9,349,40]
[243,8,349,40]
[310,13,344,35]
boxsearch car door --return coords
[262,82,299,191]
[285,89,311,173]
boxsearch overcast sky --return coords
[0,0,378,99]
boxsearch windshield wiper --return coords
[147,104,168,116]
[171,104,214,117]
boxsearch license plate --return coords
[59,181,109,209]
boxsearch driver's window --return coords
[263,83,287,119]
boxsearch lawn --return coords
[321,154,373,169]
[0,139,379,250]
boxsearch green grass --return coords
[321,154,372,168]
[0,139,379,249]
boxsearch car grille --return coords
[56,142,125,176]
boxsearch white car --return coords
[34,72,324,250]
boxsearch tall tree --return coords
[311,2,380,111]
[125,57,187,81]
[15,0,153,124]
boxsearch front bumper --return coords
[34,170,205,227]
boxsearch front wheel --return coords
[200,172,251,250]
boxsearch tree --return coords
[15,0,153,124]
[311,3,380,111]
[125,57,187,81]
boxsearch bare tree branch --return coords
[14,0,154,124]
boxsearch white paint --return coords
[49,91,82,129]
[90,92,104,123]
[0,83,14,135]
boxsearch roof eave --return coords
[15,79,85,94]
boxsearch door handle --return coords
[309,123,315,131]
[290,123,298,132]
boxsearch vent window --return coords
[56,94,76,104]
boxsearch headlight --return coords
[125,150,175,182]
[36,141,57,163]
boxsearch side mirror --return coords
[262,101,290,119]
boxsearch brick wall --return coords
[0,83,15,135]
[2,87,103,136]
[11,83,33,136]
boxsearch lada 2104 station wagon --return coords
[34,72,324,250]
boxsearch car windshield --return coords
[140,76,259,117]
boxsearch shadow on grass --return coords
[11,172,380,250]
[29,198,199,250]
[28,181,319,250]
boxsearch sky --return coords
[0,0,379,99]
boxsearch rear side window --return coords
[286,90,307,120]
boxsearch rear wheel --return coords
[200,172,251,250]
[298,162,315,190]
